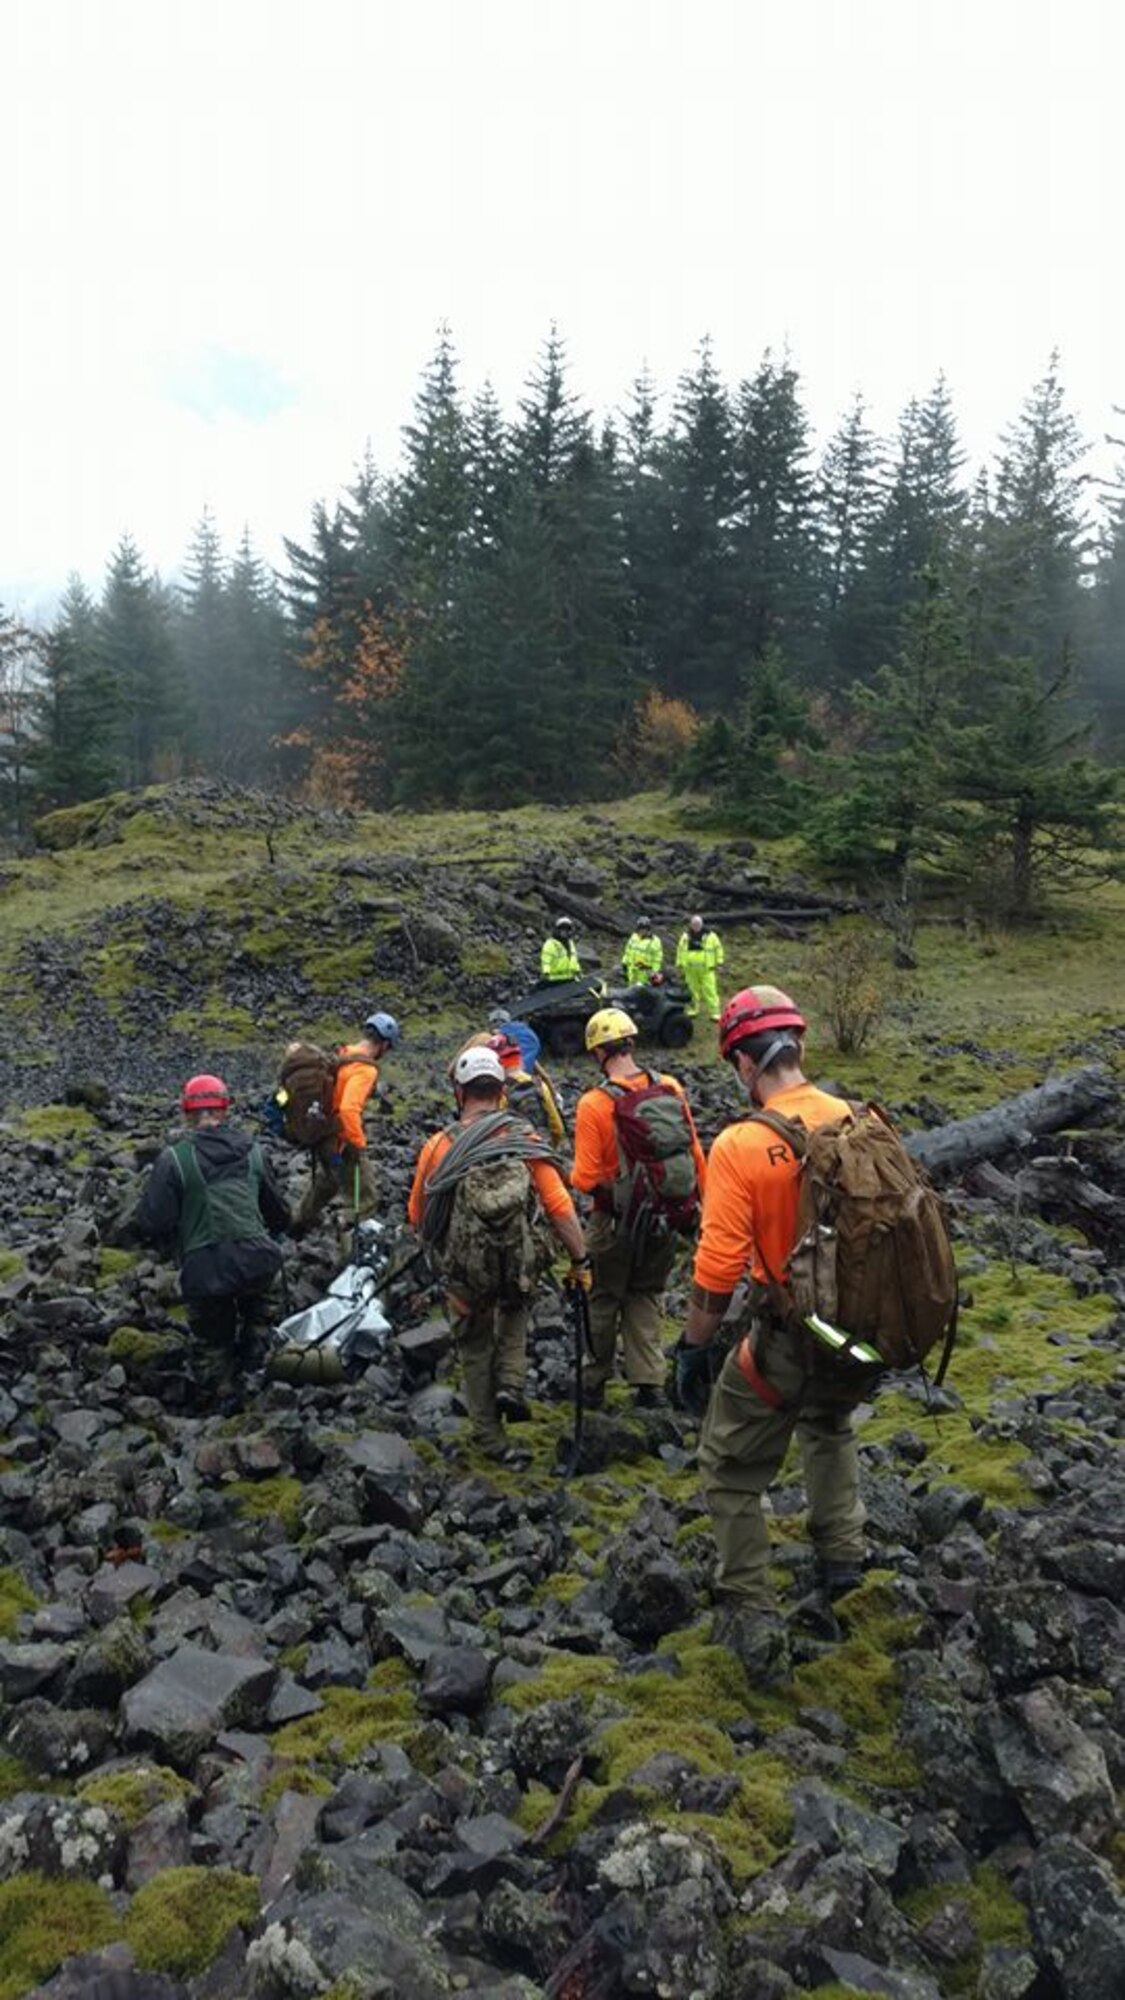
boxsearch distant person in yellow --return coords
[540,916,581,982]
[622,918,663,985]
[676,914,724,1021]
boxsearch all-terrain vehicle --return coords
[503,974,694,1059]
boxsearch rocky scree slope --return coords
[1,785,1124,1997]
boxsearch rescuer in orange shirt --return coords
[673,984,865,1685]
[409,1045,586,1461]
[571,1006,706,1411]
[293,1012,400,1236]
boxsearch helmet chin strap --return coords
[746,1035,799,1102]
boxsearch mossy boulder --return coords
[0,1871,120,2000]
[124,1864,259,1976]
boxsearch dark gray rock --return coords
[64,1615,152,1707]
[420,1643,493,1715]
[341,1431,428,1531]
[975,1582,1080,1690]
[0,1639,71,1701]
[820,1949,944,1999]
[482,1881,572,1980]
[248,1887,450,2000]
[789,1781,908,1883]
[1028,1833,1125,1999]
[120,1644,277,1770]
[2,1792,127,1884]
[511,1694,589,1786]
[916,1484,985,1541]
[5,1697,114,1777]
[986,1683,1116,1841]
[600,1541,695,1644]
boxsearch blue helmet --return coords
[365,1010,401,1047]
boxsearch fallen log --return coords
[904,1066,1119,1183]
[965,1154,1123,1250]
[538,883,631,936]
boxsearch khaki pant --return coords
[454,1298,530,1449]
[698,1323,865,1608]
[295,1141,378,1233]
[585,1211,677,1390]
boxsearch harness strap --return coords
[736,1333,785,1410]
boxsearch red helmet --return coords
[181,1073,230,1115]
[718,986,807,1062]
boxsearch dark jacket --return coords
[135,1124,290,1302]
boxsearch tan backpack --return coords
[751,1103,958,1380]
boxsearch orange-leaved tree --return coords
[278,602,403,807]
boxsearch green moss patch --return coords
[0,1873,119,2000]
[106,1326,181,1371]
[76,1763,193,1831]
[14,1105,97,1143]
[0,1569,38,1640]
[899,1861,1031,1992]
[227,1475,307,1538]
[124,1866,259,1977]
[270,1662,420,1774]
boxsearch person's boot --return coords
[711,1601,791,1687]
[816,1559,865,1602]
[495,1386,532,1422]
[633,1384,669,1410]
[581,1378,607,1411]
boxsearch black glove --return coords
[671,1336,719,1419]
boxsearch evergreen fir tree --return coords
[31,576,120,806]
[653,338,741,710]
[972,353,1089,679]
[731,349,819,673]
[98,536,181,787]
[1085,413,1125,752]
[0,606,43,836]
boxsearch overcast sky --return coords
[3,0,1121,616]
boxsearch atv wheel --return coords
[544,1018,586,1058]
[659,1012,693,1049]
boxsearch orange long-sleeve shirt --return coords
[571,1070,707,1206]
[408,1121,577,1231]
[332,1047,379,1151]
[692,1081,850,1295]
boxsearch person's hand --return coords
[565,1257,593,1293]
[671,1335,718,1419]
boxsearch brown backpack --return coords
[750,1103,958,1381]
[275,1043,345,1147]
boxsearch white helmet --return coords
[453,1046,505,1088]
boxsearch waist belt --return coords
[736,1333,785,1410]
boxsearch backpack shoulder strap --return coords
[745,1107,808,1158]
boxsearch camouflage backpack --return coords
[428,1142,551,1306]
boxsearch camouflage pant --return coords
[186,1289,276,1403]
[454,1299,530,1450]
[295,1141,378,1233]
[585,1212,677,1390]
[698,1323,866,1608]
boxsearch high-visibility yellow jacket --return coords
[540,936,581,981]
[622,932,663,982]
[676,930,724,973]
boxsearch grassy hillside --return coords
[1,779,1122,1112]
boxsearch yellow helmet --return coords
[585,1006,639,1051]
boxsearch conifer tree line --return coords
[1,327,1121,909]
